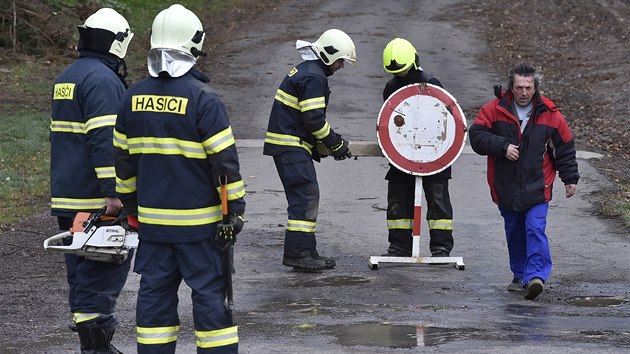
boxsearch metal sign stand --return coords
[369,177,465,270]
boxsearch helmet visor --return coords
[147,48,197,78]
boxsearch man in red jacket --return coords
[469,62,579,300]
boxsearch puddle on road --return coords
[297,276,370,287]
[566,296,626,307]
[327,323,480,348]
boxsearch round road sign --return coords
[377,83,467,176]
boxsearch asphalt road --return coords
[16,0,629,353]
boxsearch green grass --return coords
[0,108,51,223]
[599,184,630,228]
[0,1,239,224]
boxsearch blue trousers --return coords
[499,203,552,286]
[134,239,238,354]
[273,151,320,258]
[59,216,132,329]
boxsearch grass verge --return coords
[598,184,630,227]
[0,0,234,224]
[0,107,50,223]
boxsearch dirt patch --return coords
[453,0,630,198]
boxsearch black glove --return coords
[216,214,244,247]
[330,135,352,161]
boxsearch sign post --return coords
[369,83,467,270]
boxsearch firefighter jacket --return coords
[263,60,340,162]
[469,90,579,212]
[50,50,124,217]
[114,68,246,243]
[383,68,451,181]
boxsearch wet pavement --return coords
[23,144,622,354]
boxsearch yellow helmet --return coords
[382,38,421,74]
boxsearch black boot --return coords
[283,250,335,271]
[311,250,336,267]
[77,323,122,354]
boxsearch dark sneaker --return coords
[381,246,411,257]
[524,278,544,300]
[282,255,335,271]
[507,277,524,292]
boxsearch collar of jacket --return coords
[189,67,210,83]
[78,50,119,71]
[313,59,333,77]
[499,90,550,120]
[393,68,432,86]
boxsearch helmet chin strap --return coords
[115,59,129,88]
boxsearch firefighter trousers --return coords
[273,151,320,258]
[499,203,552,285]
[385,168,454,255]
[58,216,132,330]
[134,239,238,354]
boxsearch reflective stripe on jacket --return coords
[50,52,124,217]
[114,69,245,243]
[263,60,339,161]
[469,91,579,211]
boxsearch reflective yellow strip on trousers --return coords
[287,219,316,233]
[196,325,239,348]
[73,312,100,324]
[428,219,453,230]
[387,219,413,230]
[137,325,179,345]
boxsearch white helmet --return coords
[150,4,205,57]
[78,8,133,59]
[311,29,356,66]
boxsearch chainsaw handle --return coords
[43,231,72,250]
[219,174,228,217]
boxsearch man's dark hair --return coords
[508,62,542,90]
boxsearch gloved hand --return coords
[216,214,244,247]
[330,136,352,161]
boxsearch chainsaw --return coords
[43,208,139,264]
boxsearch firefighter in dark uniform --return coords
[114,5,245,353]
[381,38,455,258]
[263,29,356,271]
[49,8,133,353]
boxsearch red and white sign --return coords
[377,83,467,176]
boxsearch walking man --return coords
[469,62,579,300]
